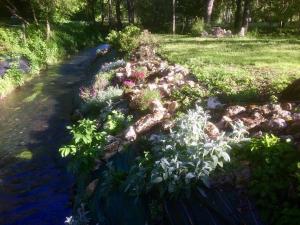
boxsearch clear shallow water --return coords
[0,47,102,225]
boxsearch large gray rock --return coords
[211,27,226,38]
[226,105,246,117]
[267,118,287,131]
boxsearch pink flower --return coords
[132,71,145,81]
[123,80,135,88]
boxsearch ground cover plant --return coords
[232,134,300,225]
[156,34,300,103]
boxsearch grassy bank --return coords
[0,22,104,98]
[156,34,300,103]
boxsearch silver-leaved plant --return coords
[125,105,248,196]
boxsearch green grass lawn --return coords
[156,34,300,103]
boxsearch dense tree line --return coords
[1,0,299,34]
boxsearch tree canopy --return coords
[1,0,299,33]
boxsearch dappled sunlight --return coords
[15,149,33,160]
[23,82,44,103]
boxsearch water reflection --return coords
[0,49,94,225]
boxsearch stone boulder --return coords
[225,30,232,37]
[226,105,246,117]
[201,31,209,37]
[205,122,220,139]
[266,118,287,131]
[211,27,226,38]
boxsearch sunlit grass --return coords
[16,150,33,160]
[156,34,300,102]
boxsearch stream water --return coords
[0,46,106,225]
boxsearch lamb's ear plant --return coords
[125,105,248,197]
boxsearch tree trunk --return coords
[86,0,96,22]
[115,0,122,29]
[101,0,105,25]
[172,0,176,34]
[108,0,113,27]
[241,0,251,33]
[22,23,26,43]
[126,0,134,23]
[46,17,51,40]
[5,0,29,25]
[30,0,39,25]
[234,0,243,33]
[206,0,215,24]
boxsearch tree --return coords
[172,0,176,34]
[4,0,30,25]
[126,0,134,23]
[108,0,113,26]
[205,0,215,24]
[234,0,243,33]
[86,0,96,22]
[241,0,251,33]
[115,0,122,29]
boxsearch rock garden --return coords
[61,27,300,225]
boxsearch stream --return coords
[0,46,107,225]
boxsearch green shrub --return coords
[233,134,300,225]
[190,18,205,36]
[59,111,132,174]
[59,119,107,174]
[106,25,141,55]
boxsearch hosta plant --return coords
[125,105,248,197]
